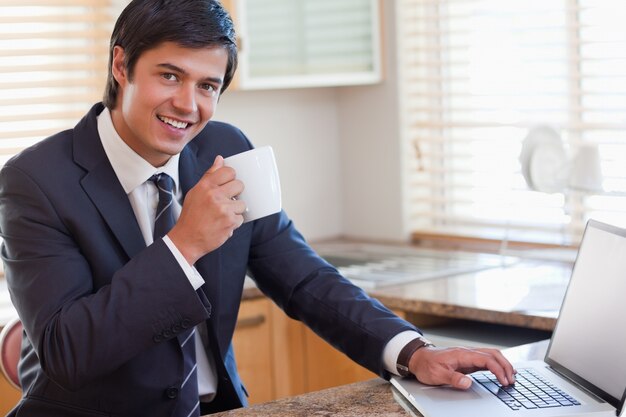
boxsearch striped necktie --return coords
[150,173,200,417]
[150,173,176,240]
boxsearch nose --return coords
[172,83,198,114]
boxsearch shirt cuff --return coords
[162,235,205,290]
[383,330,423,376]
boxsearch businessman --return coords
[0,1,515,416]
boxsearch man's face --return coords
[110,42,228,167]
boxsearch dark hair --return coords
[103,0,237,109]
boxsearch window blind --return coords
[236,0,381,88]
[0,0,113,166]
[398,0,626,246]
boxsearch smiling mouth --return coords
[157,115,190,129]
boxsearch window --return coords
[399,0,626,245]
[0,0,114,166]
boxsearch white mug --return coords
[224,146,282,222]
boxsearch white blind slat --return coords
[0,3,112,151]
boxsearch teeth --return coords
[159,116,188,129]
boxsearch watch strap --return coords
[396,337,434,377]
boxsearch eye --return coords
[200,83,217,93]
[161,73,179,82]
[199,83,219,97]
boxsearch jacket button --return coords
[153,334,163,343]
[181,319,191,329]
[162,328,173,338]
[165,386,179,399]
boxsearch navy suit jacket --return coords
[0,103,417,417]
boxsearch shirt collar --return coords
[96,107,180,194]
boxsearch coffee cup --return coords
[224,146,282,222]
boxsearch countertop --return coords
[368,261,570,331]
[210,340,550,417]
[214,378,409,417]
[242,251,573,331]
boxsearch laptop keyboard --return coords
[472,368,581,411]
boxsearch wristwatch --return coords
[396,336,435,377]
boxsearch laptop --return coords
[391,219,626,417]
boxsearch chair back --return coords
[0,317,22,390]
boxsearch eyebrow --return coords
[157,62,224,86]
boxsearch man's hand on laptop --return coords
[408,346,516,389]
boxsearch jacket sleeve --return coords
[247,211,420,379]
[0,163,211,391]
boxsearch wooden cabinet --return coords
[301,326,375,392]
[0,324,20,415]
[232,298,405,404]
[221,0,382,90]
[0,377,20,415]
[301,309,405,392]
[231,298,310,404]
[230,297,308,403]
[231,298,276,404]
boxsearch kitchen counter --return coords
[210,340,549,417]
[369,261,570,331]
[242,253,572,332]
[214,378,409,417]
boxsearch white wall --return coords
[336,0,407,241]
[214,88,344,241]
[215,1,407,243]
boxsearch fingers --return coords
[201,156,244,199]
[409,346,516,390]
[453,349,513,387]
[171,156,246,263]
[204,155,246,216]
[446,370,473,389]
[232,199,247,216]
[207,155,224,173]
[205,155,237,187]
[474,348,516,385]
[209,164,238,188]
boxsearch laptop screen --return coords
[546,220,626,407]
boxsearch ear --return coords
[111,45,128,87]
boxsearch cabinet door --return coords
[301,309,406,392]
[233,297,408,402]
[231,0,382,89]
[0,377,20,415]
[302,327,376,392]
[232,298,275,404]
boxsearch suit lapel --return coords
[81,163,146,260]
[73,104,146,260]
